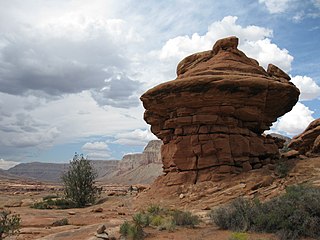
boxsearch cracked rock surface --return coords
[141,36,299,184]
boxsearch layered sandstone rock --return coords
[288,118,320,156]
[117,140,162,174]
[141,36,299,183]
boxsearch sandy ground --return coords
[1,157,320,239]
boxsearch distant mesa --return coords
[141,36,300,184]
[4,140,163,185]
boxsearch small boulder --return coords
[92,207,103,213]
[97,224,106,234]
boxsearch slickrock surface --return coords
[141,36,299,184]
[288,118,320,156]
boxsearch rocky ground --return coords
[1,156,320,240]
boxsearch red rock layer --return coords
[140,36,299,183]
[288,118,320,156]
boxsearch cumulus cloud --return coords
[90,71,142,108]
[114,129,157,146]
[82,141,109,151]
[0,13,142,108]
[0,109,60,148]
[291,75,320,101]
[259,0,291,13]
[0,159,20,170]
[270,102,315,136]
[158,16,293,72]
[258,0,320,20]
[81,141,111,160]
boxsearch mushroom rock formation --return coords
[140,36,300,184]
[288,118,320,156]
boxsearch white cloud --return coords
[259,0,291,13]
[157,16,293,72]
[82,141,109,151]
[0,159,20,170]
[314,0,320,8]
[241,38,293,72]
[81,141,111,160]
[114,129,157,146]
[0,11,143,109]
[270,102,315,136]
[291,75,320,101]
[0,91,147,155]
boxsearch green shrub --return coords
[0,211,21,240]
[62,153,101,207]
[275,159,290,178]
[31,198,76,209]
[133,212,150,227]
[229,232,248,240]
[119,205,199,238]
[210,185,320,240]
[209,197,254,231]
[119,220,145,240]
[147,204,161,215]
[127,223,144,240]
[157,217,176,231]
[52,218,69,227]
[171,210,199,228]
[119,221,130,236]
[150,215,164,226]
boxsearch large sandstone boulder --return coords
[288,118,320,156]
[141,36,299,184]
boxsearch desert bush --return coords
[209,197,254,231]
[0,211,21,240]
[62,153,100,207]
[52,218,69,227]
[171,210,199,228]
[132,212,150,227]
[150,215,163,226]
[210,185,320,240]
[149,214,175,231]
[157,218,175,232]
[119,220,145,240]
[120,205,199,238]
[229,232,248,240]
[31,198,75,209]
[147,204,161,215]
[119,221,130,236]
[275,158,290,178]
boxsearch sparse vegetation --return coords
[119,219,145,240]
[171,209,199,228]
[275,158,291,178]
[62,153,101,207]
[119,205,200,239]
[31,197,76,209]
[229,232,248,240]
[0,210,21,240]
[210,184,320,240]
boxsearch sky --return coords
[0,0,319,169]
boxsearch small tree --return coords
[62,153,100,207]
[0,211,21,240]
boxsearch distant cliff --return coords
[117,140,162,174]
[7,160,118,183]
[4,140,163,184]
